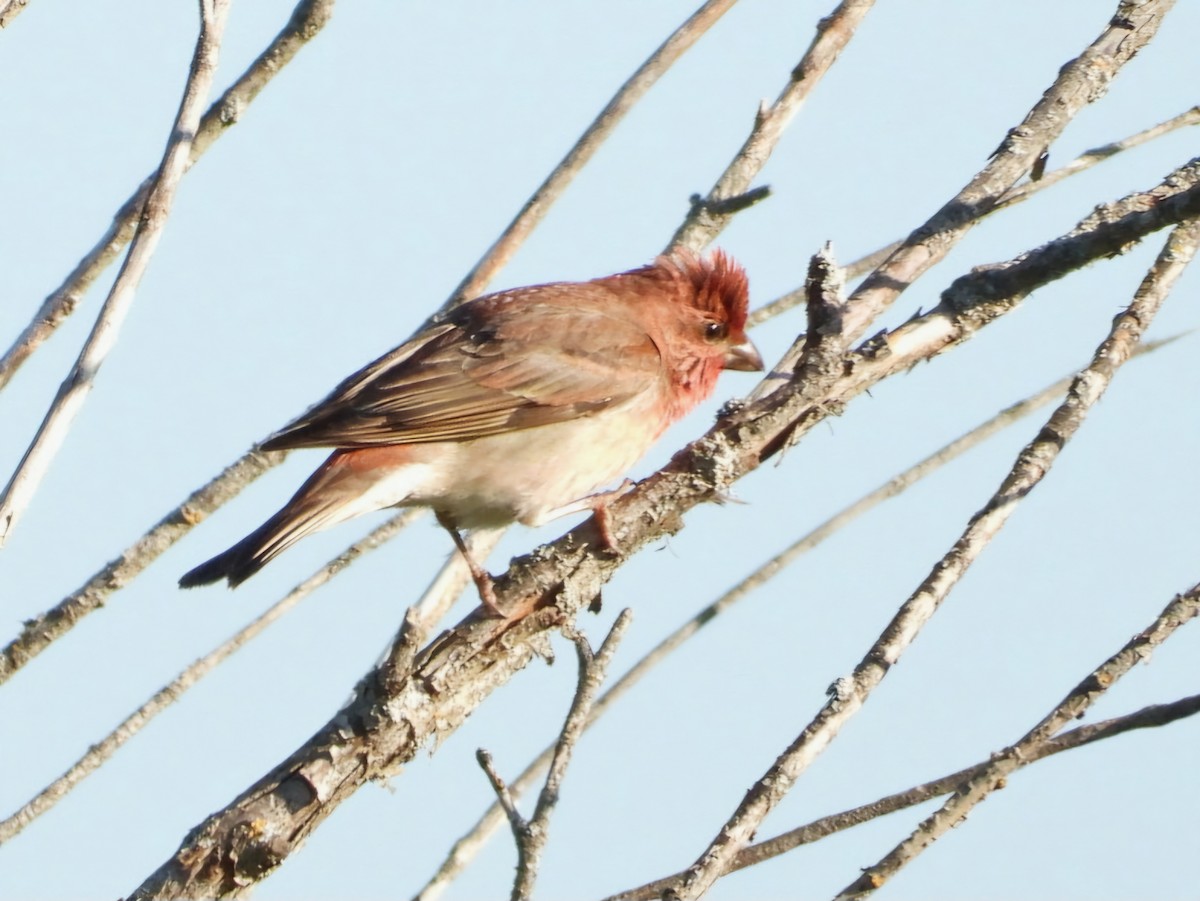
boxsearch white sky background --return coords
[1,2,1199,899]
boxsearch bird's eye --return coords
[703,321,727,341]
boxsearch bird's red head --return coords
[664,247,751,335]
[611,248,763,417]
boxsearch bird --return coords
[179,249,763,613]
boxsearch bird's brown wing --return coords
[260,286,663,450]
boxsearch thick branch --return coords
[0,0,29,28]
[125,153,1200,901]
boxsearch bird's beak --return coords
[723,336,764,372]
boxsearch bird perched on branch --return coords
[180,249,762,613]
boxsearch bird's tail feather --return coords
[179,497,343,588]
[180,448,413,589]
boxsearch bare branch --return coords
[746,104,1200,328]
[671,0,876,252]
[837,587,1200,899]
[0,510,419,845]
[661,211,1199,901]
[123,152,1200,900]
[0,0,232,546]
[448,0,740,306]
[746,696,1200,874]
[834,218,1200,899]
[0,0,336,392]
[510,612,631,901]
[476,750,525,843]
[606,693,1200,901]
[839,0,1176,344]
[0,449,283,686]
[0,0,29,28]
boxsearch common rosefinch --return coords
[180,249,762,611]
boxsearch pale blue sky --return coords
[2,2,1198,899]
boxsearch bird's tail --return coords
[179,449,388,589]
[178,497,343,588]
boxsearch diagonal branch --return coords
[447,0,740,306]
[671,0,876,253]
[0,449,283,686]
[0,0,232,547]
[837,585,1200,899]
[0,0,336,393]
[0,0,29,29]
[607,692,1200,901]
[838,0,1176,344]
[833,217,1200,899]
[124,152,1200,901]
[747,104,1200,328]
[0,509,420,846]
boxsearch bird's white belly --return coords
[408,403,662,528]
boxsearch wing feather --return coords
[260,285,662,450]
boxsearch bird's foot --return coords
[588,479,635,552]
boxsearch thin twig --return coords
[670,0,876,253]
[837,588,1200,899]
[606,693,1200,901]
[509,612,632,901]
[834,218,1200,899]
[0,449,284,686]
[0,0,232,547]
[0,509,419,846]
[0,0,336,392]
[999,105,1200,205]
[476,750,525,839]
[447,0,739,306]
[746,105,1200,328]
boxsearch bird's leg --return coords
[528,480,636,551]
[435,510,504,618]
[586,479,636,552]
